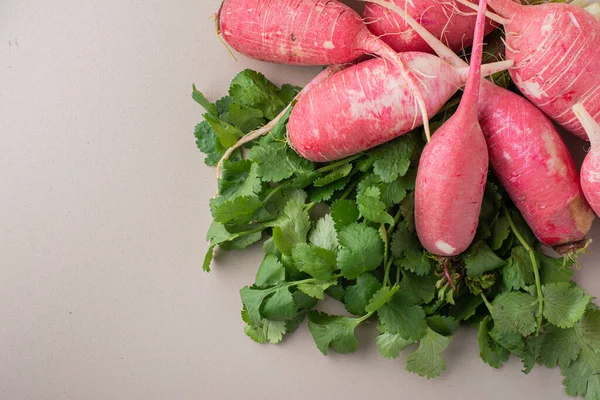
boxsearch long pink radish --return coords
[457,0,600,140]
[413,0,489,256]
[363,0,497,54]
[574,104,600,217]
[217,0,432,147]
[368,0,595,253]
[286,54,512,162]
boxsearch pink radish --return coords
[413,0,489,256]
[363,0,497,54]
[286,53,512,162]
[456,0,600,140]
[217,0,432,154]
[574,103,600,217]
[368,0,595,253]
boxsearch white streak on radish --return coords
[435,240,456,255]
[323,41,335,48]
[503,151,512,161]
[542,132,568,177]
[514,74,547,99]
[541,14,555,33]
[569,12,581,28]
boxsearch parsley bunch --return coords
[193,70,600,398]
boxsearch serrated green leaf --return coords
[344,273,382,316]
[221,103,265,134]
[192,84,217,115]
[397,253,434,276]
[543,283,591,328]
[209,195,262,224]
[307,311,361,355]
[218,160,262,201]
[378,292,427,341]
[502,246,535,291]
[400,271,437,304]
[539,253,574,284]
[330,199,360,231]
[478,316,510,368]
[204,113,244,149]
[427,316,459,336]
[562,348,600,398]
[229,69,287,120]
[194,121,223,166]
[240,287,272,325]
[248,141,313,182]
[272,198,311,256]
[309,214,339,252]
[406,327,452,379]
[366,285,400,313]
[262,288,297,321]
[313,163,353,187]
[357,186,394,225]
[463,241,505,277]
[371,136,416,182]
[255,255,285,288]
[203,244,215,272]
[376,331,414,359]
[292,243,337,280]
[297,279,338,300]
[492,292,538,336]
[337,223,384,279]
[219,231,263,251]
[539,325,581,368]
[489,215,511,250]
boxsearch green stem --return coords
[396,267,401,285]
[340,177,360,200]
[356,310,375,323]
[284,273,344,290]
[503,204,543,335]
[480,292,494,314]
[383,257,394,287]
[262,182,289,205]
[316,153,364,174]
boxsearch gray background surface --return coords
[1,1,599,399]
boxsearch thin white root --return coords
[584,3,600,19]
[572,103,600,150]
[480,59,514,76]
[215,107,291,179]
[452,0,509,24]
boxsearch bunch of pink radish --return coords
[214,0,600,258]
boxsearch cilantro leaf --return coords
[371,135,416,182]
[502,246,535,292]
[204,113,244,149]
[562,347,600,398]
[297,279,338,300]
[376,331,414,359]
[488,215,511,250]
[491,292,538,336]
[463,241,505,277]
[330,199,360,230]
[272,197,311,256]
[248,141,313,182]
[539,253,574,284]
[344,274,382,315]
[309,214,338,252]
[478,316,510,368]
[366,285,400,313]
[337,223,384,279]
[262,287,297,321]
[397,253,434,276]
[400,271,437,304]
[218,231,263,251]
[255,255,285,288]
[218,160,262,201]
[221,103,265,134]
[406,327,453,379]
[192,85,218,115]
[448,295,484,322]
[194,121,223,166]
[427,316,459,336]
[309,176,349,203]
[390,222,420,259]
[242,309,287,344]
[240,286,272,325]
[313,163,353,187]
[291,243,337,280]
[209,195,262,224]
[542,282,591,328]
[539,324,582,368]
[203,245,215,273]
[228,69,287,119]
[357,186,394,225]
[378,292,427,341]
[307,311,361,355]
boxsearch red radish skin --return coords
[479,85,594,250]
[414,0,489,256]
[363,0,496,54]
[468,0,600,139]
[370,0,595,252]
[574,104,600,217]
[218,0,432,144]
[286,53,511,162]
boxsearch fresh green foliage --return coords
[193,70,599,399]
